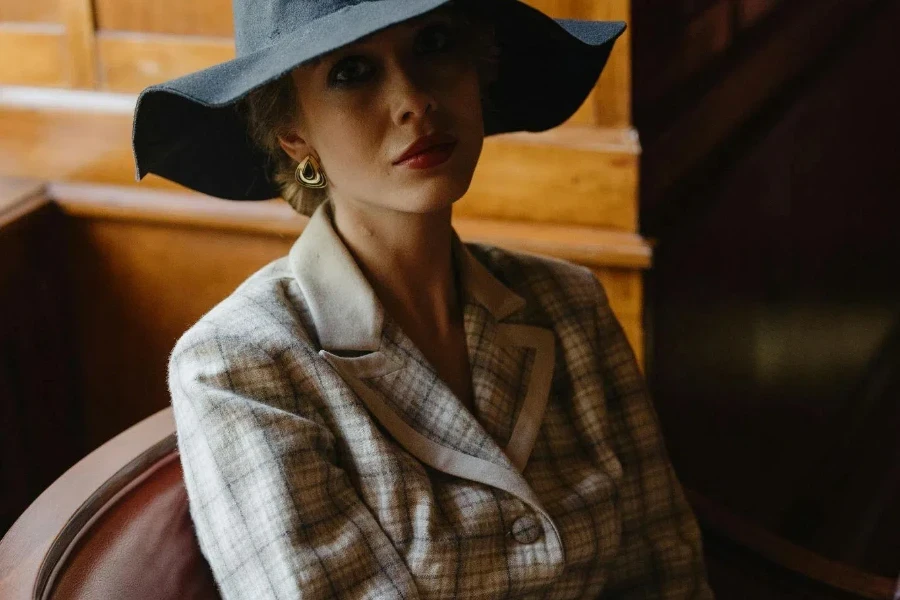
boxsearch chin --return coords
[401,174,473,214]
[395,139,481,213]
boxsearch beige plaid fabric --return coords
[169,204,713,599]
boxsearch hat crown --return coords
[233,0,368,55]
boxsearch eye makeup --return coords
[326,17,459,88]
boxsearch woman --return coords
[133,0,713,598]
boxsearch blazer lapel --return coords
[290,205,558,535]
[458,239,556,473]
[466,315,556,472]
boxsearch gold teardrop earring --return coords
[295,154,327,189]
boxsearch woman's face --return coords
[280,7,485,216]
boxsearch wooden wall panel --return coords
[0,106,170,189]
[0,0,95,89]
[0,0,60,24]
[460,126,639,229]
[93,0,233,37]
[63,218,292,448]
[0,26,67,87]
[91,0,233,92]
[96,34,234,92]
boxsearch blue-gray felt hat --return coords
[132,0,626,201]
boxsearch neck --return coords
[329,199,461,335]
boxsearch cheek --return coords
[314,109,379,170]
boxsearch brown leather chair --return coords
[0,408,219,599]
[1,408,897,600]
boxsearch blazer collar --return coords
[288,202,526,351]
[288,203,383,351]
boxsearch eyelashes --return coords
[329,58,373,86]
[327,22,458,88]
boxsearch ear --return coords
[277,128,312,164]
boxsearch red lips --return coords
[393,132,458,165]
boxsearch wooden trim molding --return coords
[0,85,136,112]
[0,178,48,227]
[45,181,652,270]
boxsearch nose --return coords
[387,59,437,125]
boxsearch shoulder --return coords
[170,255,317,366]
[465,242,607,319]
[166,258,336,454]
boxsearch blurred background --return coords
[0,0,898,597]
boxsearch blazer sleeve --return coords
[168,327,419,600]
[590,278,715,600]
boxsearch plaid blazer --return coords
[168,204,713,600]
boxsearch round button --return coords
[510,514,543,544]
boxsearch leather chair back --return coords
[0,409,220,599]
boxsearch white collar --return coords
[288,202,525,351]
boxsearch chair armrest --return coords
[0,408,176,599]
[686,489,899,599]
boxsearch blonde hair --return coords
[239,2,499,216]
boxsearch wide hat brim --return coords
[132,0,625,201]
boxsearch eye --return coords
[329,56,374,86]
[416,22,456,55]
